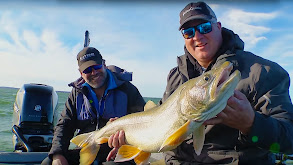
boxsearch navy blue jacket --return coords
[48,65,145,161]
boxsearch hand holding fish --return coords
[52,154,69,165]
[108,130,125,148]
[107,130,126,161]
[107,117,125,149]
[204,90,255,135]
[106,118,126,161]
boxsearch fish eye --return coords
[204,76,209,81]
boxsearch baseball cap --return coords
[77,47,103,72]
[179,2,217,30]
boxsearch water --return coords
[0,87,161,152]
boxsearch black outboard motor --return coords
[12,83,58,152]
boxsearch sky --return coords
[0,0,292,99]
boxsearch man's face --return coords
[182,20,223,68]
[81,64,107,89]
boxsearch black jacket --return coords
[161,28,293,165]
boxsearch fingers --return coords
[52,154,69,165]
[107,130,126,161]
[203,117,222,125]
[106,148,118,161]
[203,111,225,125]
[109,117,119,122]
[108,134,114,148]
[205,90,255,134]
[108,117,121,148]
[233,90,246,100]
[227,91,242,109]
[118,130,125,146]
[112,130,124,148]
[108,130,125,148]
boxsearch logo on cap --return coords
[79,53,95,61]
[183,6,202,16]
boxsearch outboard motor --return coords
[12,83,58,152]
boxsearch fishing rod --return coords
[84,30,90,47]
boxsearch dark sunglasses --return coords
[181,22,213,39]
[83,64,103,74]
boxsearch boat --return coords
[0,152,48,164]
[0,83,57,164]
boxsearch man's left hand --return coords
[106,117,126,161]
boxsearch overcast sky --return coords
[0,0,292,99]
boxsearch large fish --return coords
[71,61,241,165]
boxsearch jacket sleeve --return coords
[48,89,77,159]
[240,63,293,155]
[159,67,182,105]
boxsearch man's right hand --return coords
[52,154,69,165]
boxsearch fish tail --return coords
[71,132,109,165]
[79,141,100,165]
[71,132,94,147]
[134,150,151,165]
[115,145,151,165]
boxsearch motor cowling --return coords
[12,83,58,152]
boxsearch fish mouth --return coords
[193,62,240,122]
[216,64,233,93]
[211,62,236,100]
[189,62,240,122]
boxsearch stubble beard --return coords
[87,71,107,89]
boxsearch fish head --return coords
[181,61,241,122]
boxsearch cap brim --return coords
[79,61,101,72]
[179,15,212,30]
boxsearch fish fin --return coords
[70,132,93,147]
[134,151,151,165]
[71,132,107,165]
[193,125,205,155]
[115,145,140,162]
[97,137,109,144]
[144,100,157,111]
[79,141,100,165]
[159,120,191,152]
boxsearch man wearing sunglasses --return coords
[42,47,145,165]
[108,1,293,165]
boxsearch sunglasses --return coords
[181,22,213,39]
[83,64,103,74]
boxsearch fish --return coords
[70,61,241,165]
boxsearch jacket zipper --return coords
[100,91,111,118]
